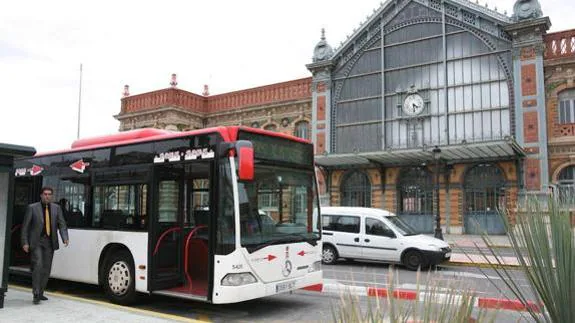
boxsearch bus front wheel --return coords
[103,250,137,305]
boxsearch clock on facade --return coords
[402,93,425,116]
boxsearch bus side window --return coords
[194,210,210,227]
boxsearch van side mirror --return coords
[235,140,254,181]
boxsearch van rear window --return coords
[322,214,360,233]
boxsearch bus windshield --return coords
[237,164,320,252]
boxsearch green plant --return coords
[330,267,497,323]
[481,197,575,323]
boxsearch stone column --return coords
[307,63,333,156]
[504,16,551,194]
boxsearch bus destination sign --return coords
[154,147,214,164]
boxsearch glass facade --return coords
[331,1,511,153]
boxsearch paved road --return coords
[8,263,538,323]
[323,260,536,301]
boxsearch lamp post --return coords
[432,146,443,240]
[277,176,283,223]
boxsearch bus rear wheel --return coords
[103,250,137,305]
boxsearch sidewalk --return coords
[0,286,206,323]
[443,234,512,249]
[443,234,519,268]
[441,234,520,268]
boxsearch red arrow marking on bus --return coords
[298,251,305,256]
[30,165,43,176]
[70,159,87,173]
[267,255,277,261]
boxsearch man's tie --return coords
[44,205,51,236]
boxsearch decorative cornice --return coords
[544,28,575,61]
[118,77,313,118]
[207,77,312,113]
[115,105,203,121]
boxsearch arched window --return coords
[558,89,575,124]
[557,165,575,203]
[463,164,507,234]
[397,167,433,215]
[264,124,277,132]
[464,164,506,213]
[340,171,371,207]
[396,167,433,233]
[294,121,310,140]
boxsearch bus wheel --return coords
[103,250,137,305]
[322,245,338,265]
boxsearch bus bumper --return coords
[212,270,323,304]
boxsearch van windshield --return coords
[385,216,418,236]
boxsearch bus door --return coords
[150,164,185,291]
[11,176,41,267]
[183,161,213,297]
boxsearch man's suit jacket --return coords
[21,202,69,250]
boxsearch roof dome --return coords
[313,28,334,62]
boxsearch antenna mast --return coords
[77,63,83,139]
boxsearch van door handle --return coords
[364,239,370,243]
[354,237,359,242]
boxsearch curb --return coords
[301,283,541,313]
[443,261,522,269]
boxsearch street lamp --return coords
[432,146,444,240]
[277,176,283,223]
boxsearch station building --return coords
[115,0,575,235]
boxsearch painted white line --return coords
[443,271,502,280]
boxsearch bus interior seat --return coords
[101,210,126,228]
[67,211,85,227]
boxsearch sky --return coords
[1,0,573,152]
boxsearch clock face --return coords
[403,94,424,116]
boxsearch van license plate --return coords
[276,280,296,293]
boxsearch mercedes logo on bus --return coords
[282,260,293,277]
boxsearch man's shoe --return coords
[33,295,40,305]
[39,294,48,301]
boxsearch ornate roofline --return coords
[330,0,513,63]
[119,77,313,116]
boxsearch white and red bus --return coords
[10,127,322,304]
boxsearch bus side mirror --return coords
[236,140,254,181]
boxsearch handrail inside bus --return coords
[183,225,208,290]
[152,226,182,256]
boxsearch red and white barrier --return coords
[301,283,541,313]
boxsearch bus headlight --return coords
[308,261,322,273]
[221,272,258,286]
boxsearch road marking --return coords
[441,271,502,280]
[9,284,210,322]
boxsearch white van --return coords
[318,207,451,270]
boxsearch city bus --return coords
[9,126,322,304]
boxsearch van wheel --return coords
[322,245,338,265]
[403,250,426,271]
[103,250,137,305]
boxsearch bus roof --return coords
[34,126,311,157]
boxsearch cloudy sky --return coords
[1,0,573,152]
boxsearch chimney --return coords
[122,85,130,97]
[202,84,210,96]
[170,73,178,88]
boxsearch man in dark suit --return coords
[21,186,69,304]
